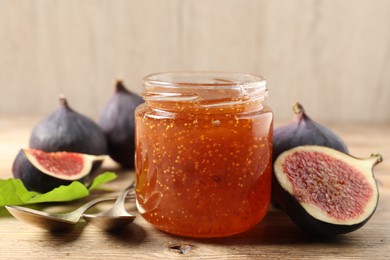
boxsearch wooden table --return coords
[1,116,389,259]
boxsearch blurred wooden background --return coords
[0,0,389,123]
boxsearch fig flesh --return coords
[12,149,106,193]
[99,80,144,169]
[29,97,108,156]
[273,103,348,162]
[273,145,382,237]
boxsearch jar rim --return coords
[143,71,266,89]
[142,71,268,106]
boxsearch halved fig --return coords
[273,145,382,237]
[12,149,106,193]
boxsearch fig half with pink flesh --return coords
[12,149,106,193]
[273,145,382,237]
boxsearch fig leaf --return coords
[0,172,117,207]
[88,172,117,191]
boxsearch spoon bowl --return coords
[5,196,123,231]
[82,182,136,231]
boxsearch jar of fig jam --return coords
[135,72,273,238]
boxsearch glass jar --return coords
[135,72,273,238]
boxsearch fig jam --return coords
[135,72,273,238]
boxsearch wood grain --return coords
[0,117,389,259]
[0,0,389,123]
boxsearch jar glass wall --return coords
[135,72,273,238]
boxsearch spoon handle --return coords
[114,181,136,207]
[69,181,136,221]
[64,196,119,222]
[103,181,135,216]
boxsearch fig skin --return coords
[274,178,375,237]
[29,97,108,156]
[273,146,382,237]
[273,102,348,162]
[98,80,144,169]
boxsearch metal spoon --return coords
[5,195,131,231]
[82,182,136,231]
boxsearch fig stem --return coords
[292,102,305,115]
[59,95,69,108]
[115,79,127,93]
[368,153,383,166]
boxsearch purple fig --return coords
[99,80,144,169]
[273,102,348,162]
[29,97,108,156]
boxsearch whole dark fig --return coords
[99,80,144,169]
[12,148,106,193]
[273,102,348,162]
[29,97,107,155]
[273,146,381,237]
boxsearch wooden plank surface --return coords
[0,117,389,259]
[0,0,390,123]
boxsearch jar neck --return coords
[142,72,268,112]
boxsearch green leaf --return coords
[27,182,89,204]
[0,178,39,207]
[0,172,117,208]
[88,172,117,191]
